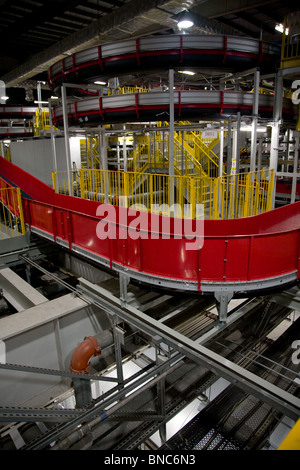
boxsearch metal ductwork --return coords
[70,330,114,408]
[0,0,239,88]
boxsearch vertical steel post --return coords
[169,69,175,209]
[250,69,260,173]
[99,126,108,203]
[48,99,58,174]
[113,316,124,388]
[236,112,241,175]
[61,85,73,196]
[227,117,232,175]
[270,69,283,209]
[123,125,127,172]
[219,125,224,179]
[257,136,263,172]
[291,134,299,203]
[156,346,166,444]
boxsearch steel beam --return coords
[0,0,178,87]
[0,267,47,312]
[77,278,300,421]
[0,293,88,340]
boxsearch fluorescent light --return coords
[1,96,9,101]
[275,23,289,34]
[178,19,194,29]
[51,96,59,99]
[94,81,107,85]
[34,100,49,104]
[178,70,195,76]
[177,10,194,30]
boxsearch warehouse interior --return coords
[0,0,300,452]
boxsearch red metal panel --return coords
[197,238,226,282]
[223,236,251,282]
[139,238,198,281]
[1,158,300,291]
[71,212,112,261]
[248,231,299,280]
[29,201,54,236]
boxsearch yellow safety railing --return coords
[0,186,26,240]
[34,108,51,136]
[281,12,300,69]
[53,168,274,220]
[211,169,274,220]
[126,129,221,179]
[107,86,150,95]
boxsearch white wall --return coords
[10,137,82,187]
[0,305,109,407]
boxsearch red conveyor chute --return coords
[0,157,299,294]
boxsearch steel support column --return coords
[169,69,175,209]
[250,69,260,173]
[77,278,300,421]
[291,133,299,203]
[219,125,224,178]
[61,84,73,196]
[270,69,283,209]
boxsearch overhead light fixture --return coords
[94,81,107,86]
[275,23,289,34]
[178,70,195,76]
[177,11,194,30]
[34,100,49,104]
[51,96,59,100]
[1,96,9,101]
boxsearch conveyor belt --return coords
[0,156,300,295]
[0,158,300,293]
[48,34,280,89]
[52,89,296,127]
[161,311,300,451]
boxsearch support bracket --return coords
[214,291,233,323]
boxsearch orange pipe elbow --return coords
[70,336,101,374]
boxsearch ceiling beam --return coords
[0,0,84,43]
[237,10,275,34]
[0,0,186,87]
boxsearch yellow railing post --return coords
[79,169,85,199]
[266,169,275,212]
[16,188,26,235]
[123,172,129,208]
[243,172,252,218]
[190,178,195,219]
[52,172,57,193]
[212,177,220,220]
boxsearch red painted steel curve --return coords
[1,157,299,294]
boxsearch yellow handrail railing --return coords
[53,168,274,221]
[281,12,300,69]
[0,186,26,240]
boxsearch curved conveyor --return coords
[48,34,295,127]
[52,89,296,127]
[48,34,280,89]
[1,157,299,296]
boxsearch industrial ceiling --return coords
[0,0,297,104]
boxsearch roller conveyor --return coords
[48,34,280,89]
[52,89,296,127]
[0,156,299,297]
